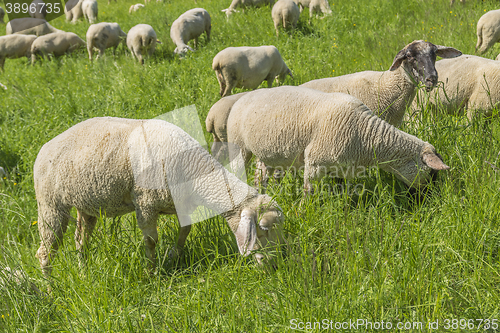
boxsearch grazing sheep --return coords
[86,22,127,61]
[127,24,159,64]
[33,117,284,278]
[223,0,275,17]
[31,32,85,63]
[412,55,500,120]
[0,34,37,71]
[65,0,83,23]
[170,8,211,55]
[212,45,293,97]
[6,18,63,36]
[301,40,462,127]
[0,7,5,24]
[272,0,300,36]
[476,9,500,54]
[82,0,98,24]
[226,86,450,194]
[292,0,331,18]
[129,4,145,13]
[29,0,47,19]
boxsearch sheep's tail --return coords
[476,21,483,52]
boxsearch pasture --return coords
[1,0,500,331]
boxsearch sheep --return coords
[82,0,98,24]
[476,9,500,54]
[170,8,211,55]
[86,22,127,61]
[6,18,63,36]
[31,32,85,63]
[450,0,465,4]
[65,0,83,23]
[300,40,461,128]
[411,54,500,120]
[223,0,275,17]
[292,0,331,18]
[272,0,300,36]
[29,0,47,19]
[0,7,6,24]
[226,86,451,194]
[127,24,159,64]
[0,34,38,71]
[212,45,293,97]
[129,4,145,13]
[33,117,285,279]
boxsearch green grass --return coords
[1,0,500,331]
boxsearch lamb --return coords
[33,117,284,279]
[129,4,145,13]
[223,0,275,17]
[82,0,98,24]
[476,9,500,54]
[0,34,37,71]
[212,45,293,97]
[127,24,159,64]
[300,40,461,128]
[170,8,211,55]
[6,18,63,36]
[412,54,500,119]
[65,0,83,23]
[226,86,451,194]
[86,22,127,61]
[31,32,85,63]
[29,0,47,19]
[272,0,300,36]
[292,0,331,18]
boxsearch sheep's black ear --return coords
[423,152,450,170]
[389,49,407,71]
[435,45,462,59]
[234,209,257,256]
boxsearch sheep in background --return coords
[29,0,47,19]
[65,0,83,23]
[31,32,85,63]
[223,0,275,17]
[292,0,331,18]
[170,8,211,55]
[226,86,451,194]
[301,40,461,128]
[272,0,300,36]
[0,35,37,71]
[212,45,293,97]
[129,4,145,13]
[33,117,285,279]
[6,18,63,36]
[450,0,465,4]
[127,24,159,64]
[82,0,98,24]
[476,9,500,54]
[86,22,127,61]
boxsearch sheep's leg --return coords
[137,50,144,65]
[194,37,198,49]
[74,210,97,269]
[265,73,275,88]
[87,44,94,61]
[275,21,280,37]
[0,57,5,71]
[206,27,211,42]
[136,208,159,271]
[215,70,226,97]
[221,68,235,97]
[168,221,192,260]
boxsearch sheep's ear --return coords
[234,209,257,256]
[423,152,450,170]
[434,45,462,59]
[389,49,407,71]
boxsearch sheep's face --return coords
[174,45,194,55]
[389,40,462,92]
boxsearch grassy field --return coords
[1,0,500,331]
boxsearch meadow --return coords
[1,0,500,331]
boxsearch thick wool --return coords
[170,8,211,55]
[82,0,98,24]
[476,9,500,54]
[65,0,83,23]
[223,0,275,16]
[86,22,127,61]
[272,0,300,36]
[226,86,450,193]
[127,24,157,64]
[6,18,63,36]
[34,117,283,278]
[31,32,85,62]
[0,34,37,70]
[292,0,331,18]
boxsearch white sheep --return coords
[0,7,5,24]
[127,24,159,64]
[272,0,300,36]
[212,45,293,97]
[6,18,63,36]
[33,117,284,278]
[476,9,500,54]
[31,32,85,63]
[226,86,451,194]
[292,0,331,18]
[65,0,83,23]
[82,0,98,24]
[412,54,500,120]
[300,40,461,128]
[86,22,127,61]
[0,34,37,71]
[223,0,275,17]
[170,8,211,55]
[129,4,145,13]
[29,0,47,19]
